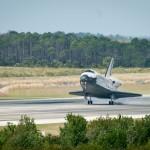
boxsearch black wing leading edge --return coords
[69,91,84,96]
[112,90,142,99]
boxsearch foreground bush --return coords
[0,115,43,150]
[127,115,150,146]
[60,113,87,147]
[127,140,150,150]
[0,114,150,150]
[87,116,133,150]
[87,115,150,150]
[75,144,103,150]
[0,123,16,149]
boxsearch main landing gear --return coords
[109,94,115,105]
[88,99,93,105]
[85,95,93,105]
[109,100,114,105]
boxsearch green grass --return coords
[0,66,149,77]
[0,67,84,77]
[6,86,80,99]
[120,83,150,94]
[0,83,148,99]
[0,69,149,99]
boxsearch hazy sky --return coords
[0,0,150,36]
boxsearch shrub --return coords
[127,115,150,146]
[0,123,16,149]
[44,134,61,145]
[87,116,134,150]
[127,140,150,150]
[42,143,62,150]
[2,115,43,150]
[75,144,103,150]
[60,113,87,147]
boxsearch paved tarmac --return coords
[0,96,150,125]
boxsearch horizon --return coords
[0,30,149,39]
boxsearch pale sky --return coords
[0,0,150,36]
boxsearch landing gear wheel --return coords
[109,94,115,105]
[87,96,93,105]
[88,100,93,105]
[109,101,114,105]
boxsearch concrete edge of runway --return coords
[0,114,149,126]
[0,97,82,102]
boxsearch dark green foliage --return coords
[75,144,103,150]
[0,115,150,150]
[34,136,64,150]
[60,113,87,147]
[0,123,16,149]
[87,116,134,150]
[44,134,61,145]
[127,140,150,150]
[86,115,150,150]
[42,144,62,150]
[0,115,43,150]
[127,115,150,146]
[0,31,149,67]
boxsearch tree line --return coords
[0,31,150,67]
[0,114,150,150]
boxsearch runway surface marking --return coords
[0,96,150,125]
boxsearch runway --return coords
[0,96,150,125]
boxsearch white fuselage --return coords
[80,70,122,91]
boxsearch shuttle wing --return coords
[69,91,84,96]
[69,89,142,99]
[112,90,142,99]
